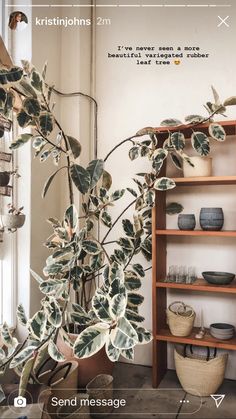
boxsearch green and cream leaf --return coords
[154,177,176,191]
[82,240,102,255]
[170,132,185,151]
[110,317,138,350]
[209,123,226,142]
[16,304,27,326]
[73,323,109,359]
[105,338,120,362]
[92,292,111,323]
[10,346,36,369]
[109,293,127,320]
[48,340,65,362]
[87,159,104,189]
[70,164,91,194]
[191,132,210,156]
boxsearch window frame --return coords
[0,1,17,327]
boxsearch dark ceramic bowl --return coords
[202,271,235,285]
[200,207,224,231]
[178,214,196,231]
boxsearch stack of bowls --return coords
[210,323,235,340]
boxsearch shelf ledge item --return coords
[166,301,195,337]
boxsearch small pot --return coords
[1,214,25,230]
[183,156,212,177]
[0,171,10,187]
[200,208,224,231]
[178,214,196,230]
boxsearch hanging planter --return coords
[1,205,25,232]
[0,171,10,187]
[0,152,12,162]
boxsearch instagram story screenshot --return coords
[0,0,236,418]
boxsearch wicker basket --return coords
[174,349,228,396]
[166,301,195,337]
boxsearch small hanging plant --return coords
[1,204,25,232]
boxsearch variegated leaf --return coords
[19,356,35,397]
[1,323,14,347]
[48,340,65,362]
[209,123,226,142]
[74,323,109,359]
[28,311,47,341]
[109,293,127,320]
[121,347,134,360]
[16,304,28,326]
[92,292,111,323]
[110,317,139,350]
[45,298,62,328]
[191,132,210,156]
[105,337,120,362]
[124,271,142,291]
[10,346,36,369]
[154,177,176,191]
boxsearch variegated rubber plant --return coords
[0,64,235,401]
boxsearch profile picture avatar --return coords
[8,11,28,31]
[14,396,27,407]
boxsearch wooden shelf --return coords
[156,229,236,237]
[156,278,236,294]
[173,175,236,186]
[156,328,236,351]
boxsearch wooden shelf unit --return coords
[152,120,236,388]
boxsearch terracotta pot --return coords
[183,156,212,177]
[0,171,10,186]
[1,214,25,230]
[57,332,114,388]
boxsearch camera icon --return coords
[14,396,27,408]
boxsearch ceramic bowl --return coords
[202,271,235,285]
[200,207,224,231]
[210,323,235,340]
[178,214,196,231]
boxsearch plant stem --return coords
[101,198,137,244]
[51,87,98,157]
[42,93,74,205]
[35,128,66,154]
[104,137,136,162]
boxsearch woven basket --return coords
[174,349,228,396]
[166,301,195,337]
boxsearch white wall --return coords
[94,0,236,378]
